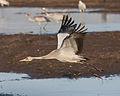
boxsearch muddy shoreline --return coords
[0,31,120,79]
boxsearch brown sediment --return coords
[3,0,120,8]
[0,31,120,79]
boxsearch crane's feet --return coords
[20,56,33,62]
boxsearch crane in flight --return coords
[20,15,88,63]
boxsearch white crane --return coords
[26,13,50,31]
[20,15,88,63]
[0,0,9,7]
[78,0,86,12]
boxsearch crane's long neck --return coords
[32,50,59,60]
[32,55,53,60]
[44,11,50,17]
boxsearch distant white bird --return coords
[20,15,88,63]
[0,0,9,7]
[78,0,86,12]
[26,13,50,31]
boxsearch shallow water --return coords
[0,7,120,34]
[0,72,120,96]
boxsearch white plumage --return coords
[57,33,69,49]
[0,0,9,6]
[20,15,88,63]
[78,0,86,12]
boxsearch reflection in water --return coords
[0,72,120,96]
[0,7,120,34]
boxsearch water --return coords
[0,7,120,34]
[0,72,120,96]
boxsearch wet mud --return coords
[0,31,120,79]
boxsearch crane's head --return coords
[26,13,31,17]
[40,7,48,14]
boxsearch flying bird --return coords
[20,15,88,63]
[0,0,9,7]
[78,0,86,12]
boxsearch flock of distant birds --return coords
[0,0,86,31]
[0,0,88,63]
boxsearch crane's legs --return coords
[38,23,42,34]
[43,22,48,31]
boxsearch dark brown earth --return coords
[4,0,120,8]
[0,31,120,79]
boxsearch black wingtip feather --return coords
[74,23,81,32]
[63,15,68,25]
[61,15,65,25]
[59,15,88,34]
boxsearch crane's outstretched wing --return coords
[60,23,88,55]
[58,15,76,34]
[57,15,77,49]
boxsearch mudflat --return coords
[0,31,120,79]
